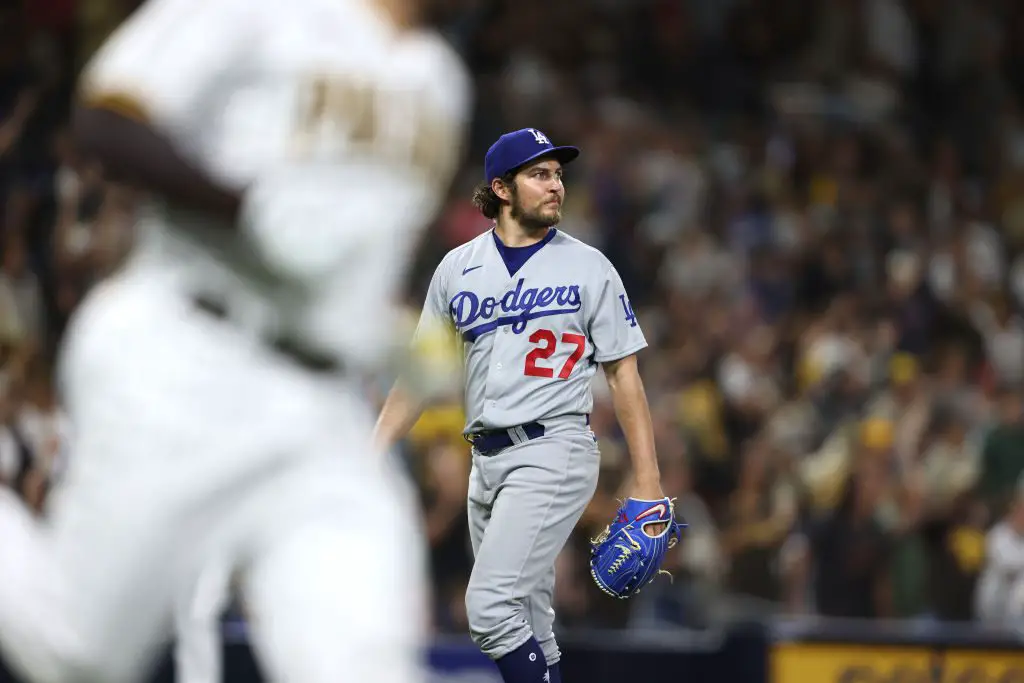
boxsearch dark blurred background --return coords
[4,0,1024,668]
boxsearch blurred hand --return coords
[428,443,468,503]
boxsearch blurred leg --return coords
[243,514,428,683]
[173,559,233,683]
[0,470,188,683]
[238,442,428,683]
[0,487,91,683]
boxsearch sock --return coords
[547,662,563,683]
[494,637,548,683]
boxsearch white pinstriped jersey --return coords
[79,0,471,370]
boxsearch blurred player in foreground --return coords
[374,129,671,683]
[0,0,471,682]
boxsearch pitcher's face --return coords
[506,159,564,229]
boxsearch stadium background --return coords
[3,0,1024,681]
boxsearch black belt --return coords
[466,422,546,454]
[466,415,590,455]
[191,294,344,375]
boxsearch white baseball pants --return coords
[0,265,428,683]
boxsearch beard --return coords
[509,186,561,231]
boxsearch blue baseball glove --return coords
[589,496,685,599]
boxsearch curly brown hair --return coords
[471,173,515,220]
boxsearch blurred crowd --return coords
[4,0,1024,644]
[0,1,136,516]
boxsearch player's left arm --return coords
[72,0,253,222]
[603,354,662,499]
[589,263,662,501]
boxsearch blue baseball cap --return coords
[484,128,580,182]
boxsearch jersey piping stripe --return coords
[79,90,152,123]
[460,307,580,343]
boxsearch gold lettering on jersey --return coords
[412,112,449,177]
[292,75,452,181]
[345,82,376,145]
[301,78,329,132]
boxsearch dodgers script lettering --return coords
[449,278,583,342]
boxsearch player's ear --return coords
[491,177,512,202]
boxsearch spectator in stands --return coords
[0,236,43,352]
[404,410,473,632]
[916,404,980,519]
[975,474,1024,626]
[721,434,798,606]
[0,5,39,180]
[551,547,592,630]
[865,352,934,472]
[799,454,895,619]
[421,440,472,630]
[0,382,40,512]
[912,404,985,621]
[978,386,1024,521]
[972,292,1024,387]
[676,374,734,515]
[15,356,68,487]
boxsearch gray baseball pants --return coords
[464,415,600,665]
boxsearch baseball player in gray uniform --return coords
[374,127,665,683]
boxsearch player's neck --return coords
[494,220,551,248]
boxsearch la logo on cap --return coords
[529,128,550,145]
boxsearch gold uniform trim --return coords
[79,90,151,124]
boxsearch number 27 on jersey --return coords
[524,329,586,379]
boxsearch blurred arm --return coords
[73,107,241,222]
[724,487,798,551]
[372,384,428,454]
[373,258,462,452]
[0,87,38,155]
[72,0,252,221]
[873,567,894,619]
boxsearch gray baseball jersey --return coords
[413,227,647,433]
